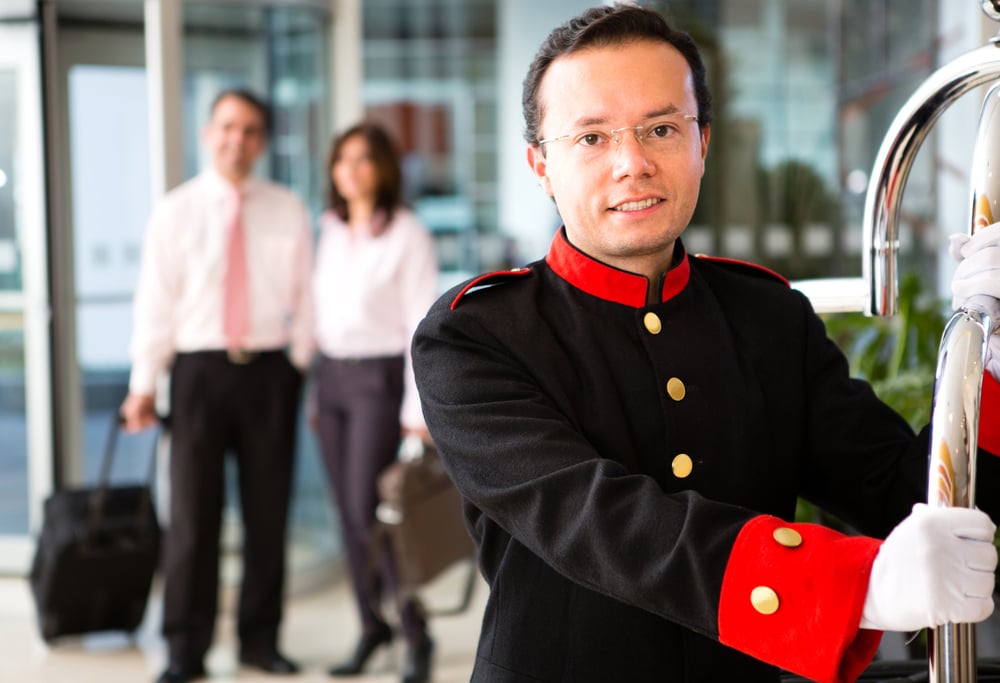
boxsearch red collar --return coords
[544,229,690,307]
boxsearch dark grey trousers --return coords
[316,354,428,647]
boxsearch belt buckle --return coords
[226,348,256,364]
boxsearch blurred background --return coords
[0,0,989,603]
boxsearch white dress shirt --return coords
[313,207,439,429]
[128,168,315,396]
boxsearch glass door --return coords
[0,21,54,573]
[53,13,157,488]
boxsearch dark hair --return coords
[325,122,403,227]
[522,3,712,145]
[210,88,272,135]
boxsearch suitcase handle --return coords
[85,414,158,542]
[96,414,157,486]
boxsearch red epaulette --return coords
[450,267,533,310]
[694,254,790,287]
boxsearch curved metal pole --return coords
[926,304,993,683]
[923,77,1000,683]
[863,40,1000,317]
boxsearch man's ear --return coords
[526,144,554,197]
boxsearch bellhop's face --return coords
[527,40,710,274]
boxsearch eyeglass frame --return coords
[536,113,700,151]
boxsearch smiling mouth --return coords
[611,198,662,212]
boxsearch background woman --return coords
[313,122,439,683]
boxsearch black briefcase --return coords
[29,417,161,642]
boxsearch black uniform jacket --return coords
[411,229,1000,683]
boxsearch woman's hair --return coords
[325,122,403,226]
[522,3,712,145]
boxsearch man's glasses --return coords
[537,113,700,155]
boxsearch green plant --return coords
[822,272,947,429]
[797,272,946,529]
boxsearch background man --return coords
[412,5,1000,682]
[121,88,313,683]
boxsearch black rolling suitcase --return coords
[29,416,161,642]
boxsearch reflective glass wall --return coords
[376,0,950,294]
[362,0,507,289]
[0,15,51,568]
[183,3,328,211]
[646,0,940,283]
[0,38,30,536]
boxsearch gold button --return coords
[773,527,802,548]
[671,453,693,478]
[643,312,662,334]
[750,586,780,615]
[666,377,685,401]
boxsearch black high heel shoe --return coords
[328,624,394,676]
[401,637,434,683]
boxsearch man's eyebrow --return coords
[567,105,682,129]
[567,115,611,128]
[645,105,682,118]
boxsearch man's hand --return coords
[859,503,997,632]
[950,222,1000,380]
[120,393,158,433]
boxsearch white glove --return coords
[949,222,1000,380]
[860,503,997,632]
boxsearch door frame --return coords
[0,20,54,574]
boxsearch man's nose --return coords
[611,131,655,179]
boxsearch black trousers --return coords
[162,350,303,666]
[316,354,428,647]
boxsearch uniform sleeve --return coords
[412,297,883,683]
[980,371,1000,455]
[718,516,882,683]
[128,201,179,396]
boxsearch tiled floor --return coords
[0,562,487,683]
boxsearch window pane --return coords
[646,0,937,281]
[183,3,329,214]
[0,322,27,535]
[0,69,23,292]
[362,0,502,280]
[68,64,152,475]
[0,68,28,534]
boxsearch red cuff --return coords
[980,371,1000,455]
[718,515,883,683]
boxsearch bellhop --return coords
[411,5,1000,682]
